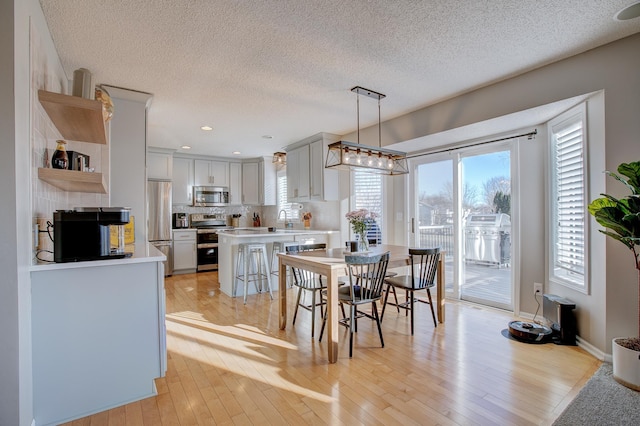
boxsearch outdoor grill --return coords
[464,213,511,266]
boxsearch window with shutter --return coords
[549,103,587,290]
[353,169,383,244]
[277,170,299,221]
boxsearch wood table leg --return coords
[327,269,339,363]
[278,256,287,329]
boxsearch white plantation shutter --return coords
[353,169,383,243]
[549,104,587,289]
[277,170,299,220]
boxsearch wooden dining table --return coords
[277,244,445,363]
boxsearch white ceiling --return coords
[39,0,640,158]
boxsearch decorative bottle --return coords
[51,139,68,169]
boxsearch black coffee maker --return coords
[53,207,131,262]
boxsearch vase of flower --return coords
[358,231,369,252]
[346,208,377,252]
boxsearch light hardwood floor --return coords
[64,271,600,425]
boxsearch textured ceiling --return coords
[39,0,640,158]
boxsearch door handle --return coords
[411,218,415,233]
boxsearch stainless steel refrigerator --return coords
[148,180,173,276]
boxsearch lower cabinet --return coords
[173,230,197,272]
[31,254,166,425]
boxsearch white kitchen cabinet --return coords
[287,144,310,201]
[173,230,197,272]
[194,159,229,187]
[172,157,193,205]
[241,158,276,205]
[31,252,165,425]
[242,161,260,205]
[229,162,242,205]
[286,133,339,202]
[147,148,174,180]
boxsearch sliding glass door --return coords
[413,157,456,297]
[412,143,515,310]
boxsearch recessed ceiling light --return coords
[232,151,241,155]
[200,125,213,131]
[614,1,640,20]
[181,145,191,150]
[262,135,274,139]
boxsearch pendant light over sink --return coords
[325,86,408,175]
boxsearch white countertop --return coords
[217,228,339,237]
[30,242,166,271]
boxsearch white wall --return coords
[1,2,20,424]
[29,4,109,260]
[3,1,57,424]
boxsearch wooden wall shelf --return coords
[38,168,107,194]
[38,90,107,145]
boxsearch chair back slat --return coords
[286,243,327,287]
[409,248,440,289]
[345,252,389,301]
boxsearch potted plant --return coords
[588,161,640,390]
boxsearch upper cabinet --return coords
[286,133,339,202]
[147,147,174,180]
[242,162,260,205]
[36,90,108,193]
[194,159,229,187]
[172,155,274,206]
[172,157,193,205]
[287,145,310,201]
[229,162,242,205]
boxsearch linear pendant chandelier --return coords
[325,86,408,175]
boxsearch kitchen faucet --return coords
[278,209,293,228]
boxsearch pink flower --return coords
[346,209,377,235]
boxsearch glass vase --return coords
[358,232,369,252]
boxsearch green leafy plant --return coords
[588,161,640,349]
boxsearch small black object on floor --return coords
[506,320,553,343]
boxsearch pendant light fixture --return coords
[325,86,408,175]
[272,151,286,165]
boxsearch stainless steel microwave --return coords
[192,186,229,206]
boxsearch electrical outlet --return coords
[33,222,39,249]
[534,282,543,296]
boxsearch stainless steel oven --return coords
[196,230,219,271]
[190,213,231,272]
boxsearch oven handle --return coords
[197,243,218,249]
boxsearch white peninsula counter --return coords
[30,242,167,425]
[217,228,340,298]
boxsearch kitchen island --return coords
[217,228,340,298]
[30,242,166,425]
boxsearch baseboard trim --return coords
[576,335,608,361]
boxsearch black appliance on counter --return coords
[190,213,231,271]
[53,207,131,263]
[173,212,189,229]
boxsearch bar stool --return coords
[234,242,273,304]
[270,240,297,287]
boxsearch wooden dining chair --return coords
[319,252,390,357]
[380,248,440,335]
[286,243,327,338]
